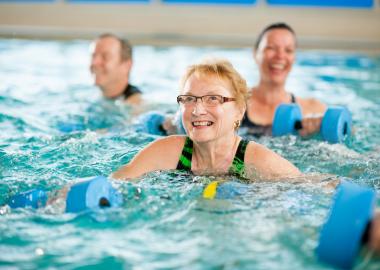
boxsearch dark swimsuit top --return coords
[241,93,296,137]
[176,137,249,178]
[122,84,142,100]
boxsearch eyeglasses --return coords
[177,95,236,107]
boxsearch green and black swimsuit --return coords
[176,137,249,178]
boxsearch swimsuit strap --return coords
[176,137,193,171]
[229,139,249,177]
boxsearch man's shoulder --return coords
[124,84,142,97]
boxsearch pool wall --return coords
[0,0,379,50]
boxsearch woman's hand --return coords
[299,115,323,137]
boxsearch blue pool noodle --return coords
[321,107,352,143]
[65,176,122,213]
[7,189,48,209]
[316,180,376,269]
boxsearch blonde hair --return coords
[180,58,248,110]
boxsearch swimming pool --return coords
[1,39,380,269]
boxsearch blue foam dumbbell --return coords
[320,106,351,143]
[65,176,122,213]
[7,189,48,209]
[316,180,376,269]
[272,104,351,143]
[272,104,302,137]
[7,176,122,213]
[136,111,167,136]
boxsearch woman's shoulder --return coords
[244,141,271,161]
[244,141,301,179]
[116,135,187,179]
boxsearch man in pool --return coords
[90,33,142,104]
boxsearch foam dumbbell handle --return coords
[321,107,352,143]
[7,189,48,209]
[65,176,122,213]
[316,180,376,269]
[203,181,249,200]
[272,104,302,136]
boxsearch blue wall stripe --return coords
[163,0,256,4]
[66,0,149,3]
[0,0,54,2]
[267,0,373,8]
[1,0,371,7]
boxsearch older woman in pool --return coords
[112,58,300,180]
[242,22,326,137]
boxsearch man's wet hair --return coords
[98,33,132,61]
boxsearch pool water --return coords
[1,39,380,269]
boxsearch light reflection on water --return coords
[0,39,380,269]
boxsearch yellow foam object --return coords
[203,181,219,199]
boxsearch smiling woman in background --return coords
[241,22,326,137]
[112,58,300,180]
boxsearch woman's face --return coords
[254,29,296,86]
[180,73,243,143]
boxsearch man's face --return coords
[90,37,130,97]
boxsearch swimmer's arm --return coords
[245,142,301,179]
[111,135,185,180]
